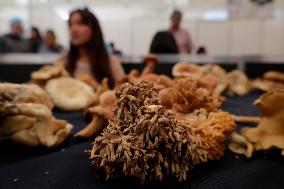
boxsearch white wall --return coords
[1,3,284,56]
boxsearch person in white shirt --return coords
[169,10,193,54]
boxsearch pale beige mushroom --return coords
[227,70,252,96]
[0,83,53,109]
[172,62,201,78]
[0,103,72,147]
[30,64,69,87]
[228,132,254,158]
[200,64,228,95]
[45,77,95,111]
[0,83,72,147]
[241,89,284,156]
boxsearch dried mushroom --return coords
[0,83,72,147]
[87,82,235,183]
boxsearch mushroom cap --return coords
[172,62,201,78]
[31,65,69,81]
[143,54,158,64]
[241,89,284,154]
[45,77,95,111]
[264,71,284,83]
[254,89,284,116]
[0,83,53,109]
[200,64,228,94]
[227,70,251,96]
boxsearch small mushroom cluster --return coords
[87,82,235,183]
[159,77,223,113]
[0,83,72,147]
[172,62,252,96]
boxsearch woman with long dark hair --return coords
[58,8,125,88]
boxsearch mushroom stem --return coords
[232,115,260,124]
[75,115,107,138]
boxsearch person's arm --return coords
[109,55,125,83]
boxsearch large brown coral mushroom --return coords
[87,82,235,183]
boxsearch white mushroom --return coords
[45,77,95,111]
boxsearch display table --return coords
[1,91,284,189]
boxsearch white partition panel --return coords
[231,19,262,56]
[196,21,230,55]
[101,19,132,55]
[131,18,167,55]
[262,19,284,55]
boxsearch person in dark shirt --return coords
[0,18,31,53]
[150,31,178,54]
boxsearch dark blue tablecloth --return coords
[1,91,284,189]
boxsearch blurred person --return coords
[30,26,42,53]
[0,17,31,53]
[169,10,193,54]
[109,42,123,56]
[150,31,178,54]
[196,46,207,55]
[58,8,125,88]
[39,30,63,53]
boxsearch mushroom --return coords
[264,71,284,83]
[228,132,254,158]
[226,70,252,96]
[119,54,174,90]
[141,54,158,75]
[30,64,69,87]
[241,89,284,156]
[75,90,116,138]
[45,77,95,111]
[172,63,228,95]
[252,71,284,91]
[200,64,228,95]
[0,83,53,109]
[87,82,235,183]
[159,78,223,113]
[0,83,72,147]
[172,62,201,78]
